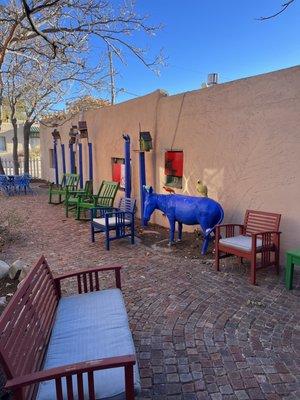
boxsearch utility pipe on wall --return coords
[88,142,93,181]
[69,143,75,174]
[61,144,66,175]
[139,151,146,226]
[78,142,83,188]
[53,139,59,185]
[123,134,131,198]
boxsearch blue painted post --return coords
[123,134,131,198]
[53,139,59,185]
[69,143,75,173]
[78,142,83,188]
[88,142,93,181]
[139,151,146,226]
[61,144,66,174]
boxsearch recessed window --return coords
[165,150,183,189]
[0,137,6,152]
[112,157,125,189]
[49,149,54,168]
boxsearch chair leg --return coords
[239,257,243,264]
[105,227,110,251]
[91,224,95,242]
[76,206,81,220]
[285,254,293,290]
[250,251,257,285]
[215,244,220,271]
[48,191,52,204]
[66,203,69,218]
[131,226,135,245]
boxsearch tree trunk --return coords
[0,158,5,174]
[0,74,5,175]
[12,118,19,175]
[23,121,32,173]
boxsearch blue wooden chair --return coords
[0,175,14,196]
[90,197,136,250]
[14,174,34,194]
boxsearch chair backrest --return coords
[84,179,93,195]
[118,197,136,213]
[97,180,119,207]
[0,256,59,389]
[244,210,281,236]
[61,173,79,188]
[66,173,80,188]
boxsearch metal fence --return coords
[1,158,42,178]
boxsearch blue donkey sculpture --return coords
[143,186,224,255]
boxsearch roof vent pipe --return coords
[207,73,219,86]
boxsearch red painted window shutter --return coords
[165,151,183,177]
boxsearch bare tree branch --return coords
[258,0,296,20]
[21,0,58,58]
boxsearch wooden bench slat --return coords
[66,375,74,400]
[77,373,84,400]
[55,377,63,400]
[88,372,96,400]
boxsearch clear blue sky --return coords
[110,0,300,103]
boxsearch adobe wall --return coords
[154,66,300,259]
[40,66,300,259]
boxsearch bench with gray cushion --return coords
[0,256,140,400]
[215,210,281,285]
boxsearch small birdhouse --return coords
[51,128,60,141]
[78,121,88,139]
[139,131,153,152]
[69,125,78,138]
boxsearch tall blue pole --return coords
[53,139,59,185]
[78,142,83,188]
[88,142,93,181]
[123,134,131,198]
[61,143,66,174]
[139,151,146,226]
[69,143,75,173]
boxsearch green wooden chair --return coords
[76,180,119,220]
[65,180,93,217]
[48,173,80,204]
[285,249,300,290]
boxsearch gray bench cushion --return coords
[93,217,131,227]
[37,289,140,400]
[219,235,262,252]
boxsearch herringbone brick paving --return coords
[0,185,299,399]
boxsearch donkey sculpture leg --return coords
[178,222,183,241]
[201,232,211,255]
[167,217,176,245]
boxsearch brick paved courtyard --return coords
[0,185,299,400]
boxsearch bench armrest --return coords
[5,355,136,398]
[251,231,281,249]
[216,224,244,240]
[54,265,122,296]
[90,206,115,219]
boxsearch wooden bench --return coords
[215,210,281,285]
[0,256,140,400]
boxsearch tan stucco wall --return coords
[40,66,300,260]
[0,122,39,159]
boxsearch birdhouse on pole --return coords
[139,131,153,152]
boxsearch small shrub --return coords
[0,211,23,247]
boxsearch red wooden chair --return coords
[215,210,281,285]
